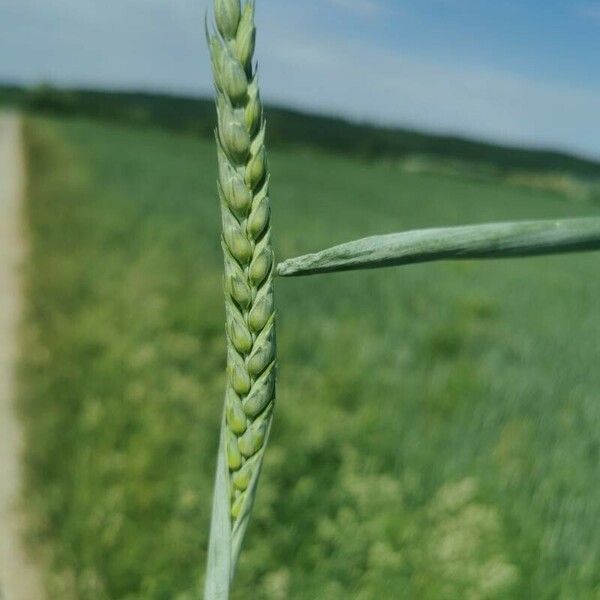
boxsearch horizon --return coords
[4,80,600,166]
[1,0,599,160]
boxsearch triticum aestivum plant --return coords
[205,0,275,596]
[202,2,600,598]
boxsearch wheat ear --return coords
[205,0,276,596]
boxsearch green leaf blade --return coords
[277,217,600,277]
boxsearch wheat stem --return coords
[205,1,276,597]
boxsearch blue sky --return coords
[1,0,599,158]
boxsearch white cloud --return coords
[328,0,385,17]
[259,29,600,159]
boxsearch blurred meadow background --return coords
[2,1,600,598]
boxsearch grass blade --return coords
[277,217,600,277]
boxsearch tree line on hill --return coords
[1,83,599,179]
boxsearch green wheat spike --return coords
[205,1,276,597]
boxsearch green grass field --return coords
[21,115,600,599]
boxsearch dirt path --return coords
[0,113,43,599]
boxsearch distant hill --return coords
[2,83,599,179]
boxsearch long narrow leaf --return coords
[277,217,600,277]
